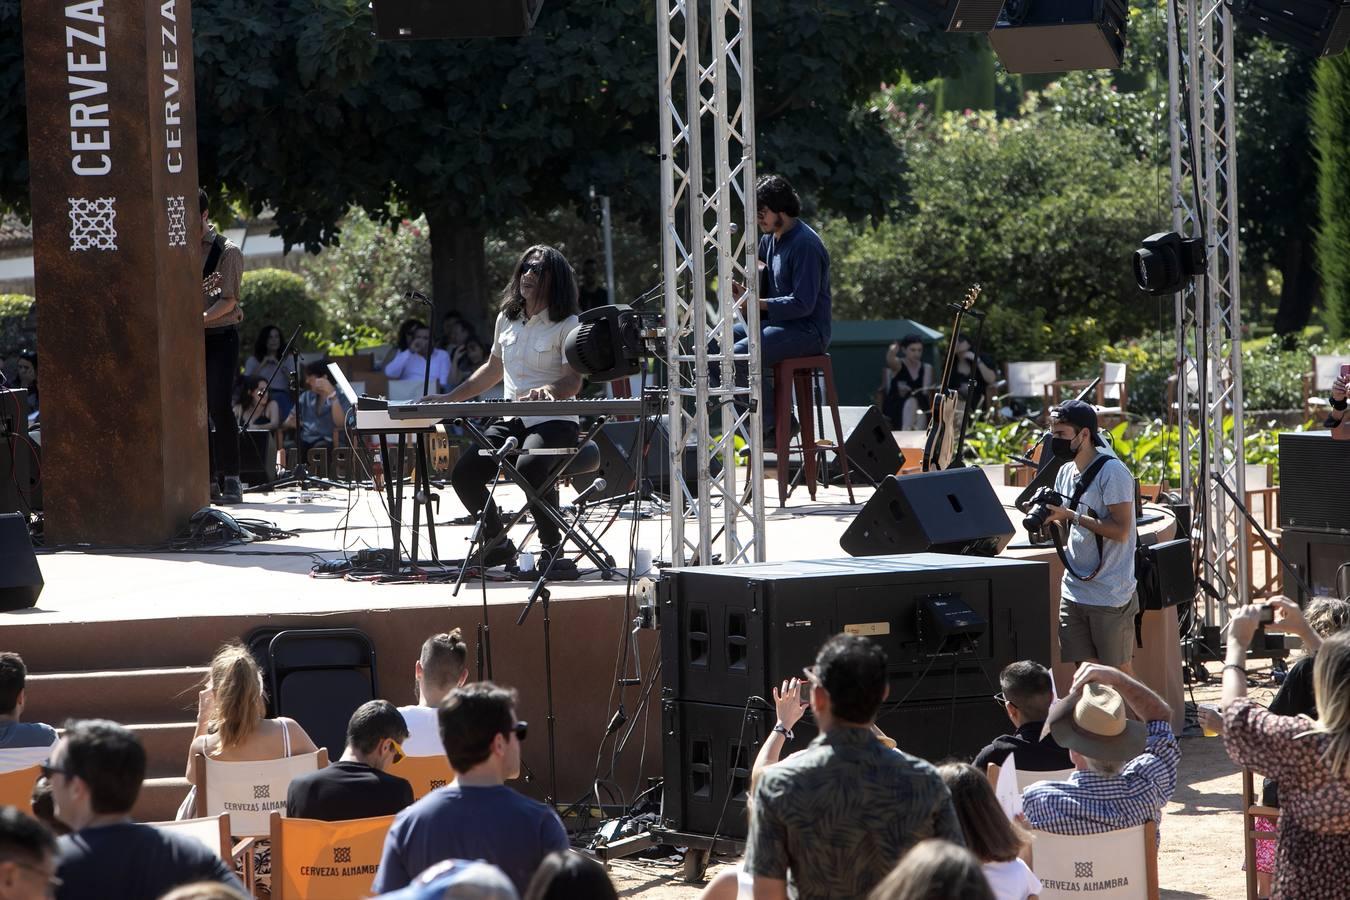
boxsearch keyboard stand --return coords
[375,428,442,574]
[459,416,618,578]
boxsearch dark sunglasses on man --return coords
[508,721,528,742]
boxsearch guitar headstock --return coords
[202,271,223,300]
[960,284,981,309]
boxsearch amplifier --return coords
[1279,431,1350,534]
[661,694,1009,838]
[658,553,1050,708]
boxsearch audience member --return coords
[29,779,69,838]
[1326,369,1347,429]
[868,840,994,900]
[522,851,617,900]
[375,858,519,899]
[385,325,452,392]
[1222,604,1350,899]
[286,700,413,821]
[0,653,58,772]
[937,763,1040,900]
[399,629,470,758]
[1022,664,1178,839]
[281,361,350,457]
[233,376,280,430]
[883,334,932,430]
[182,643,318,802]
[388,318,426,364]
[577,258,609,312]
[372,682,567,894]
[242,325,292,393]
[12,354,36,416]
[48,719,244,899]
[157,883,249,900]
[745,635,963,899]
[973,661,1072,775]
[947,335,997,411]
[0,805,58,900]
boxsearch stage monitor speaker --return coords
[841,405,903,484]
[988,0,1127,73]
[840,469,1015,558]
[1137,538,1195,610]
[894,0,1010,31]
[0,513,41,612]
[373,0,544,40]
[1279,528,1350,604]
[582,418,714,502]
[1279,431,1350,534]
[1233,0,1350,56]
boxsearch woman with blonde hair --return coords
[1222,603,1350,899]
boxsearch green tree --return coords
[1312,53,1350,339]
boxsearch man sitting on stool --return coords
[427,245,582,569]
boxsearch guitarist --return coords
[200,188,245,504]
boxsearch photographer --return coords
[1039,400,1138,674]
[1327,369,1348,428]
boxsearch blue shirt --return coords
[1022,721,1180,838]
[0,720,58,771]
[297,390,349,448]
[371,783,568,894]
[759,221,832,346]
[1054,452,1137,607]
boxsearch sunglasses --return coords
[508,721,528,742]
[389,739,405,765]
[993,692,1008,706]
[39,762,72,780]
[519,260,545,276]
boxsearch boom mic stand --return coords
[455,433,519,682]
[266,347,349,494]
[517,476,609,808]
[1210,471,1316,601]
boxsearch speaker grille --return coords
[1279,432,1350,533]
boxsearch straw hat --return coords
[1044,682,1146,762]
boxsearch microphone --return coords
[576,477,607,504]
[478,436,519,459]
[404,289,432,306]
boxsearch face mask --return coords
[1051,435,1077,461]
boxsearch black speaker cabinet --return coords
[841,469,1015,558]
[0,401,38,515]
[1280,431,1350,534]
[0,513,41,612]
[373,0,544,39]
[659,553,1050,707]
[1280,528,1350,604]
[841,405,903,485]
[1137,538,1196,610]
[580,418,714,502]
[1234,0,1350,56]
[895,0,1010,30]
[989,0,1127,73]
[662,694,1011,837]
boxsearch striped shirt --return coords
[1022,721,1179,837]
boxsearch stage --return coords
[2,472,1179,824]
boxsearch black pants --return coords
[450,418,580,548]
[205,329,240,480]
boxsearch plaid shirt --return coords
[1022,721,1179,837]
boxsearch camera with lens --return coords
[1022,487,1067,541]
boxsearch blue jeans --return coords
[711,322,826,430]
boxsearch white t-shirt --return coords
[397,704,444,758]
[492,310,581,426]
[983,858,1042,900]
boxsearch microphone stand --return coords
[517,479,606,808]
[949,308,987,468]
[454,429,518,681]
[1210,472,1316,601]
[266,346,347,493]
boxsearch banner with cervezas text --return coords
[21,0,208,544]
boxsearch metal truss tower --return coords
[1167,0,1249,621]
[656,0,766,566]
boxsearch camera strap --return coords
[1054,454,1111,582]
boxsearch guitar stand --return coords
[459,416,619,579]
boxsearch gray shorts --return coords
[1059,592,1139,666]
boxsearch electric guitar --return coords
[921,284,981,472]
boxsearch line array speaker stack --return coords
[1233,0,1350,56]
[658,553,1050,837]
[989,0,1128,73]
[373,0,544,40]
[894,0,1011,31]
[1278,432,1350,602]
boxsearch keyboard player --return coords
[425,245,583,568]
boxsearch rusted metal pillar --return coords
[22,0,207,544]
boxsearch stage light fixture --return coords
[1132,231,1206,296]
[564,305,647,382]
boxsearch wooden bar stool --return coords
[772,354,854,507]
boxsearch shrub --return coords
[0,293,35,360]
[240,269,326,356]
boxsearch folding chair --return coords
[192,749,329,838]
[1242,767,1280,900]
[1031,821,1159,900]
[387,754,456,801]
[999,361,1059,421]
[269,811,395,900]
[264,629,379,759]
[149,814,255,889]
[0,766,39,815]
[986,762,1077,793]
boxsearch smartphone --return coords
[1341,363,1350,381]
[1259,605,1275,625]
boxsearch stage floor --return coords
[23,475,873,624]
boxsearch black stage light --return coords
[1132,231,1206,296]
[564,305,645,382]
[988,0,1128,73]
[1233,0,1350,57]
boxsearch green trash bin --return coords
[825,319,943,408]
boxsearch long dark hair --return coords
[396,318,426,351]
[500,245,580,323]
[253,325,282,362]
[937,762,1029,864]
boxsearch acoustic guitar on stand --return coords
[921,284,981,472]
